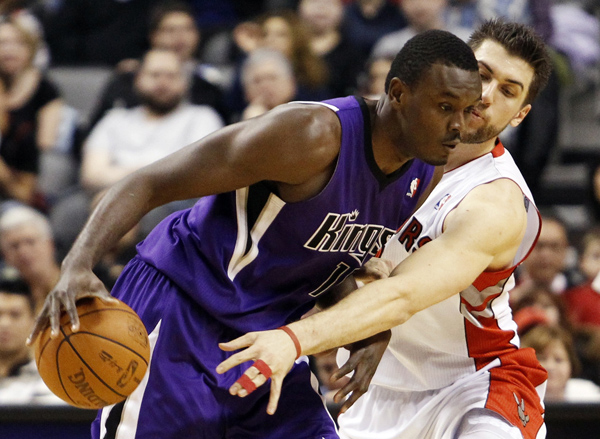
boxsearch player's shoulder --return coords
[260,102,342,146]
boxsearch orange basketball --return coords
[33,297,150,409]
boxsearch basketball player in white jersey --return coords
[217,19,553,439]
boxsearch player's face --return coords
[462,40,534,144]
[396,64,481,166]
[0,293,33,355]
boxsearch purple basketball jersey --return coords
[136,96,435,332]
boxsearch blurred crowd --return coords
[0,0,599,408]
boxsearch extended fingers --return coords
[218,333,256,352]
[266,376,283,415]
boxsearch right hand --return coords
[26,263,116,345]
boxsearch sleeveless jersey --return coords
[365,141,546,438]
[135,96,435,333]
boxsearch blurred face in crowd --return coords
[366,57,393,97]
[243,58,297,110]
[299,0,344,34]
[536,339,571,401]
[522,219,568,287]
[151,11,200,62]
[579,238,600,280]
[0,292,34,359]
[261,17,294,58]
[462,40,533,144]
[135,50,187,115]
[0,223,55,282]
[401,0,447,31]
[0,22,34,76]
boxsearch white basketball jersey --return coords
[371,141,541,392]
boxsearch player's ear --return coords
[388,77,407,107]
[509,103,531,127]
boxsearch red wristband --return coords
[278,326,302,359]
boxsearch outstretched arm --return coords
[217,178,528,414]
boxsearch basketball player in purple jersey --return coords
[28,31,481,438]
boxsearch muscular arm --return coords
[29,104,341,341]
[67,104,341,272]
[288,179,527,354]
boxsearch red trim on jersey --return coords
[491,139,505,157]
[444,140,506,173]
[472,267,514,293]
[464,269,518,370]
[485,348,547,439]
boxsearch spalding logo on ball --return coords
[33,297,150,409]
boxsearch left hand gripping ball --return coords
[33,297,150,409]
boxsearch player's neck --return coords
[444,137,497,171]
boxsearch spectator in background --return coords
[0,273,64,404]
[52,49,223,255]
[0,205,59,314]
[521,324,600,402]
[227,9,330,117]
[0,15,64,207]
[342,0,407,58]
[563,227,600,328]
[298,0,362,96]
[82,49,223,192]
[512,215,573,302]
[89,1,228,128]
[240,48,297,120]
[371,0,472,59]
[357,54,393,99]
[513,286,571,333]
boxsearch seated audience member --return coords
[563,227,600,328]
[240,48,297,120]
[358,54,393,99]
[82,49,223,192]
[0,272,64,404]
[0,205,59,313]
[521,324,600,402]
[227,9,330,117]
[53,49,223,252]
[371,0,472,58]
[89,1,227,128]
[512,215,574,303]
[0,15,65,207]
[298,0,362,97]
[512,286,571,334]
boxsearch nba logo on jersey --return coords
[435,194,451,210]
[406,178,420,198]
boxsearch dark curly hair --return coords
[384,29,478,92]
[469,19,552,105]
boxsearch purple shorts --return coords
[91,257,339,439]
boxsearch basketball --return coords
[33,297,150,409]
